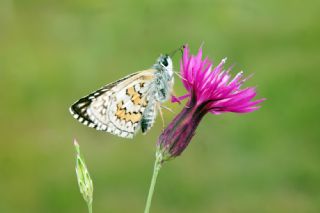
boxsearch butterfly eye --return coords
[161,58,168,67]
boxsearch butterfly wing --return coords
[70,69,157,138]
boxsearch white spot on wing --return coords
[121,132,128,137]
[114,129,120,135]
[134,84,140,91]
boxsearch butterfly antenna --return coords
[168,44,186,58]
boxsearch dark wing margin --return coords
[69,89,103,128]
[69,72,139,128]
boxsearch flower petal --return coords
[179,45,264,114]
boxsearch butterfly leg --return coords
[174,72,187,81]
[157,102,165,129]
[160,105,174,113]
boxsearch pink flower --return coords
[157,45,265,161]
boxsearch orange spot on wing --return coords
[115,101,142,123]
[126,86,147,106]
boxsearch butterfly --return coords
[70,54,174,139]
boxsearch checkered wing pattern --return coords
[70,70,157,138]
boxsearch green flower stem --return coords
[88,202,92,213]
[144,150,163,213]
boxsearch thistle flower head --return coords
[158,45,265,161]
[74,139,93,209]
[174,45,265,113]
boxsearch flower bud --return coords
[74,139,93,208]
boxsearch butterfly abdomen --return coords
[140,104,157,134]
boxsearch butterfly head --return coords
[155,54,173,77]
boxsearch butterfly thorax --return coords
[151,55,174,102]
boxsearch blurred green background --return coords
[1,0,319,212]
